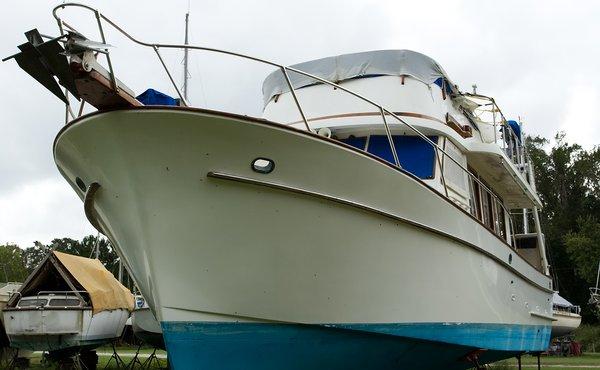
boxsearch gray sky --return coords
[1,0,599,248]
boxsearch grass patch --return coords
[487,353,600,369]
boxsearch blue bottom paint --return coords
[161,322,551,370]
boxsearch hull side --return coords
[3,309,129,352]
[54,108,553,368]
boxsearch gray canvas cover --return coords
[552,292,575,308]
[262,49,453,105]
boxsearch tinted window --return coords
[18,299,47,307]
[49,298,81,307]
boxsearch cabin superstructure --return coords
[262,49,549,275]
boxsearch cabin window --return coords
[49,298,81,307]
[480,189,492,228]
[340,136,367,150]
[443,139,468,194]
[495,202,506,239]
[17,298,48,308]
[469,177,482,219]
[366,135,438,179]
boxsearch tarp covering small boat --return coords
[53,252,134,314]
[10,251,134,314]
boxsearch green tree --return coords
[565,217,600,285]
[23,235,121,277]
[526,133,600,322]
[0,244,28,282]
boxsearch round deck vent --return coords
[251,158,275,174]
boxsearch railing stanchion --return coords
[153,46,189,107]
[379,107,400,168]
[282,67,310,131]
[95,10,118,92]
[436,148,449,198]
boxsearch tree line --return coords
[0,235,135,290]
[527,133,600,321]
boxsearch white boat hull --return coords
[54,108,554,369]
[2,308,129,352]
[551,310,582,338]
[132,307,164,349]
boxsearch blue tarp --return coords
[367,135,438,179]
[136,89,178,106]
[507,120,521,142]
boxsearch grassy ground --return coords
[20,347,168,369]
[17,349,600,369]
[490,353,600,369]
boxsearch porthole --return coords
[508,253,513,264]
[76,177,87,192]
[251,158,275,174]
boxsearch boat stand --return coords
[126,344,144,369]
[531,352,542,370]
[103,342,128,369]
[4,349,29,370]
[139,348,165,369]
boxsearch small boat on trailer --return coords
[2,251,133,359]
[551,293,581,338]
[5,4,555,369]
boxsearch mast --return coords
[183,12,190,101]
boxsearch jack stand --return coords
[462,349,487,369]
[103,342,127,369]
[127,344,144,369]
[5,349,29,370]
[140,348,164,369]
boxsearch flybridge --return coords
[262,49,459,105]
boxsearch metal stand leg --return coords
[517,354,522,370]
[537,353,541,370]
[103,342,127,369]
[140,348,164,370]
[127,343,144,369]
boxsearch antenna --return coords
[183,11,190,101]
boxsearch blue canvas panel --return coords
[340,136,367,150]
[507,120,521,142]
[136,88,178,106]
[367,135,438,179]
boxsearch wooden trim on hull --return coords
[207,171,554,295]
[53,106,551,286]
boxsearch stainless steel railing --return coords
[52,2,518,247]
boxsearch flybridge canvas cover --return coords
[553,292,575,308]
[53,251,134,314]
[262,49,454,105]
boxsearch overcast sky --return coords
[1,0,599,248]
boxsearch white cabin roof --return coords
[262,49,455,105]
